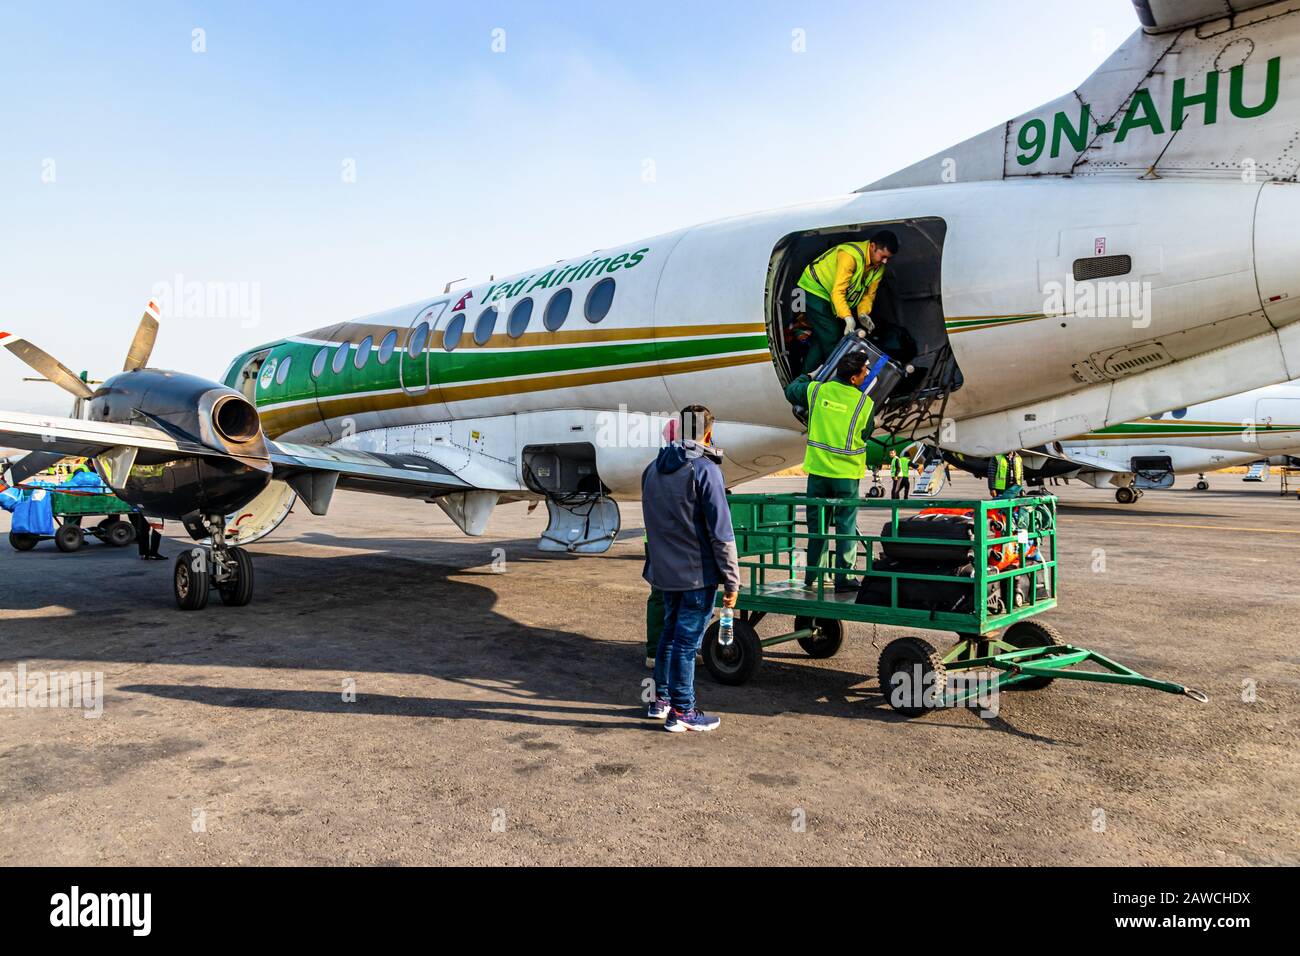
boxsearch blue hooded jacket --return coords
[641,440,740,593]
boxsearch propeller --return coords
[123,300,160,371]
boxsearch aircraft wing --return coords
[1045,444,1131,474]
[0,409,209,459]
[1132,0,1275,34]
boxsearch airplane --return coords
[939,380,1300,502]
[4,0,1300,609]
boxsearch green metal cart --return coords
[705,492,1207,716]
[7,485,137,553]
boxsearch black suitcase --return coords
[812,331,907,406]
[880,513,974,565]
[856,557,978,613]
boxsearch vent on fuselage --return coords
[1073,255,1132,281]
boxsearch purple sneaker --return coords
[646,697,671,719]
[664,708,721,733]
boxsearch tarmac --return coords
[1,473,1296,865]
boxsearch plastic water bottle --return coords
[792,550,805,584]
[719,607,734,647]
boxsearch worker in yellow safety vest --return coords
[988,451,1024,499]
[796,230,899,374]
[889,448,912,499]
[784,350,875,592]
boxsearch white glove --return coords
[860,314,875,333]
[842,316,855,336]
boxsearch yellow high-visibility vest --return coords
[802,379,874,480]
[797,242,884,313]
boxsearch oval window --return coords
[585,278,615,323]
[407,322,430,360]
[377,329,398,364]
[332,342,351,374]
[443,314,465,351]
[312,347,328,379]
[355,335,373,369]
[1171,407,1188,419]
[544,288,573,332]
[474,307,498,346]
[507,298,533,339]
[276,355,292,385]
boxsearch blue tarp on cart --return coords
[11,488,56,536]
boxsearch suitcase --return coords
[812,331,907,406]
[880,512,974,565]
[856,557,979,613]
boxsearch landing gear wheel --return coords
[54,523,84,552]
[8,532,38,552]
[1000,619,1066,690]
[794,616,844,658]
[702,618,762,686]
[867,485,884,499]
[1115,486,1137,504]
[878,636,947,717]
[105,520,135,547]
[1195,480,1209,491]
[174,548,210,610]
[217,546,255,606]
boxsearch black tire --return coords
[702,618,762,686]
[1000,619,1067,690]
[218,547,255,606]
[1195,481,1209,491]
[878,636,947,717]
[1115,486,1137,504]
[54,523,84,553]
[795,616,844,658]
[8,532,39,552]
[105,520,135,547]
[867,485,884,499]
[174,548,210,610]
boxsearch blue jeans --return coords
[652,587,714,712]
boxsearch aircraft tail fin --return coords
[862,0,1300,190]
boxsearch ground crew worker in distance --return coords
[796,230,899,374]
[988,450,1025,499]
[889,448,912,499]
[784,350,876,592]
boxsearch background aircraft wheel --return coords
[218,547,255,606]
[1195,480,1209,491]
[174,549,210,610]
[105,519,135,547]
[795,616,844,658]
[1000,619,1066,690]
[1115,486,1137,504]
[878,636,946,717]
[867,486,884,499]
[8,532,39,552]
[702,618,762,686]
[54,523,84,552]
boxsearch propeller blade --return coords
[7,450,65,484]
[0,331,95,400]
[123,300,161,371]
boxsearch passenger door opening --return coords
[765,217,962,448]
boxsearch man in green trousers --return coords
[784,350,875,592]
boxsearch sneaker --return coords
[664,708,721,733]
[834,577,862,593]
[646,697,671,719]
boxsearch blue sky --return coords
[0,0,1138,412]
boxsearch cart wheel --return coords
[105,520,135,548]
[702,618,762,685]
[54,523,84,553]
[878,636,947,717]
[1116,486,1137,504]
[794,616,844,658]
[867,485,884,499]
[1000,619,1066,690]
[218,547,255,607]
[8,532,39,552]
[174,548,210,611]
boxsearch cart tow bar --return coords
[1183,687,1210,703]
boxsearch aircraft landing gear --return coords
[1115,485,1143,505]
[1195,473,1210,491]
[173,513,255,610]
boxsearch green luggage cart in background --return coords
[706,492,1207,716]
[7,483,137,553]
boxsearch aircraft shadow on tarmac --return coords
[1,532,1065,741]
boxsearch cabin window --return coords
[407,322,430,359]
[276,355,292,385]
[508,298,533,338]
[355,335,373,369]
[443,314,465,351]
[474,307,498,346]
[312,348,328,379]
[332,342,351,374]
[377,329,398,364]
[544,288,573,332]
[584,278,615,323]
